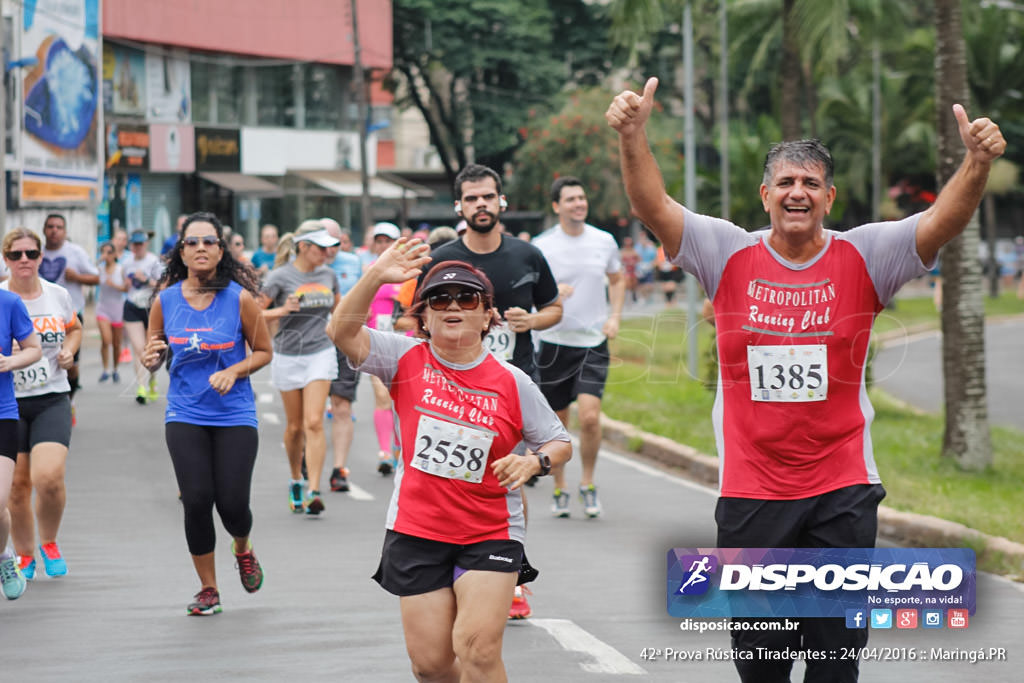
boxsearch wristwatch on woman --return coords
[535,452,552,476]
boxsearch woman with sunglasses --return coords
[96,241,129,383]
[327,239,572,682]
[142,212,272,616]
[0,272,41,600]
[1,228,82,581]
[261,220,340,515]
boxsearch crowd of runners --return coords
[0,81,1005,683]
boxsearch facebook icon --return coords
[845,609,866,629]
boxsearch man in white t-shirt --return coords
[40,213,100,400]
[532,176,624,519]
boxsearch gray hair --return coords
[762,139,834,188]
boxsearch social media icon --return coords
[870,609,892,629]
[923,609,943,628]
[845,609,866,629]
[948,609,969,629]
[896,609,918,629]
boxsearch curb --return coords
[599,413,1024,578]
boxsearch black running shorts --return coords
[372,529,523,596]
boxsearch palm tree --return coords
[934,0,992,469]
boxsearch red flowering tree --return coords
[507,87,683,230]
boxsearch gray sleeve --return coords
[261,269,283,304]
[673,208,760,299]
[513,368,571,450]
[839,213,928,306]
[353,328,421,386]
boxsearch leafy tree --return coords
[507,87,685,231]
[390,0,614,186]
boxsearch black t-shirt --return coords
[424,234,559,376]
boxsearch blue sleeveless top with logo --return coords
[159,281,257,427]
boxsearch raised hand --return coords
[954,104,1005,163]
[606,77,659,137]
[372,237,431,284]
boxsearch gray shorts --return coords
[330,349,360,401]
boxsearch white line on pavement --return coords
[262,412,280,425]
[530,618,647,675]
[346,484,375,501]
[258,392,274,404]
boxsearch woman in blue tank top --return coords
[142,212,272,616]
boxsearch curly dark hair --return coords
[156,211,261,295]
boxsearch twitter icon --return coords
[870,609,892,629]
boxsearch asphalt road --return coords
[4,327,1023,682]
[874,318,1024,431]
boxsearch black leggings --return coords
[166,422,258,556]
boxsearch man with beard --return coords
[422,163,563,620]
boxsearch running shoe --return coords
[187,586,222,616]
[39,542,68,577]
[99,371,110,383]
[232,541,264,593]
[305,490,325,515]
[377,451,395,476]
[289,481,304,513]
[18,555,35,581]
[147,376,159,401]
[0,556,27,600]
[508,585,533,620]
[552,488,570,518]
[135,386,147,405]
[330,467,350,492]
[112,371,121,384]
[579,484,602,518]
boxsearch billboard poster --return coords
[20,0,102,204]
[105,123,149,170]
[145,51,191,123]
[149,124,195,173]
[108,43,146,116]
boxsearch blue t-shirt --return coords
[159,281,257,427]
[329,250,362,296]
[251,249,276,271]
[0,291,36,420]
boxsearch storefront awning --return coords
[198,172,283,197]
[293,170,433,200]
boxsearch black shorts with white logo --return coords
[537,340,610,411]
[372,529,523,596]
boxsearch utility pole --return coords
[350,0,372,231]
[0,0,7,233]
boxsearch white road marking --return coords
[530,618,647,675]
[345,483,375,501]
[568,433,717,497]
[258,393,274,404]
[262,412,280,425]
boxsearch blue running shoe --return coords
[289,481,304,513]
[18,555,35,581]
[1,556,27,599]
[40,543,68,577]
